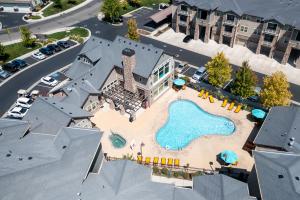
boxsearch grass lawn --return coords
[47,27,89,40]
[4,43,42,61]
[27,15,42,20]
[121,0,170,15]
[43,0,85,17]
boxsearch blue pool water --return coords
[156,100,235,150]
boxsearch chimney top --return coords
[122,48,135,57]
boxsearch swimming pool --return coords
[156,100,235,150]
[110,133,126,148]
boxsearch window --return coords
[240,26,248,33]
[164,63,169,74]
[227,14,235,22]
[180,4,188,11]
[296,31,300,41]
[264,34,274,42]
[198,10,208,20]
[267,23,277,30]
[153,71,158,82]
[159,67,164,78]
[180,15,187,22]
[225,25,233,33]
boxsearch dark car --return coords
[11,59,27,69]
[2,62,19,73]
[39,47,54,56]
[47,44,61,52]
[57,41,70,48]
[183,35,193,43]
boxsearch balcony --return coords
[223,20,237,26]
[263,28,278,35]
[178,20,188,26]
[262,40,273,47]
[196,18,208,26]
[178,9,189,16]
[290,39,300,49]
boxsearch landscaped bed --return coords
[43,0,85,17]
[121,0,170,15]
[46,27,89,40]
[4,43,42,61]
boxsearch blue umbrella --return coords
[252,109,266,119]
[173,78,186,86]
[220,150,238,164]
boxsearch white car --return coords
[16,97,34,108]
[192,66,207,80]
[7,106,28,119]
[32,52,46,60]
[40,76,58,86]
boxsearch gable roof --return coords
[193,174,256,200]
[253,150,300,200]
[177,0,300,29]
[0,127,102,200]
[254,106,300,153]
[23,96,92,134]
[0,119,30,142]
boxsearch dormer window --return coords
[180,4,188,11]
[267,23,277,31]
[227,14,235,22]
[295,30,300,41]
[198,10,208,20]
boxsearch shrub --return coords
[152,166,160,174]
[183,172,190,179]
[181,76,190,84]
[161,167,169,176]
[69,34,84,43]
[173,171,179,178]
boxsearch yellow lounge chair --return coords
[234,105,242,113]
[209,95,214,103]
[153,157,159,165]
[145,157,151,165]
[161,158,166,166]
[228,102,235,111]
[137,155,142,163]
[198,89,204,97]
[174,159,180,167]
[221,99,228,107]
[203,91,209,99]
[167,158,173,166]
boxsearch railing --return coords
[196,17,208,25]
[223,20,236,26]
[178,20,188,26]
[178,9,189,15]
[262,40,273,47]
[290,39,300,48]
[263,28,277,35]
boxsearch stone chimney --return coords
[122,48,137,93]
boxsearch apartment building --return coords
[52,36,174,120]
[172,0,300,68]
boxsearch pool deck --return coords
[91,87,255,171]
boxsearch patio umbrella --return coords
[173,78,186,86]
[220,150,238,164]
[252,109,266,119]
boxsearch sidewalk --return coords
[146,29,300,85]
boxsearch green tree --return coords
[53,0,63,8]
[101,0,122,23]
[205,52,232,88]
[19,26,35,47]
[231,61,257,98]
[127,18,140,41]
[128,0,141,7]
[260,71,292,108]
[0,42,5,58]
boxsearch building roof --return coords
[23,96,92,134]
[176,0,300,29]
[150,5,174,23]
[193,174,256,200]
[0,119,30,142]
[0,126,102,200]
[254,106,300,153]
[253,150,300,200]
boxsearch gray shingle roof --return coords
[177,0,300,29]
[193,174,256,200]
[65,59,94,80]
[254,106,300,153]
[253,150,300,200]
[0,119,30,142]
[0,126,102,200]
[23,96,92,134]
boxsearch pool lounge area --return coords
[92,87,255,171]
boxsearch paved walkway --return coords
[147,29,300,85]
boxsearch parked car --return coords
[47,44,61,52]
[57,41,71,48]
[16,97,34,108]
[39,47,54,56]
[192,66,207,80]
[249,86,261,102]
[2,62,19,73]
[40,76,58,86]
[0,69,11,79]
[183,35,193,43]
[7,106,28,119]
[11,59,27,69]
[32,52,46,60]
[176,63,187,73]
